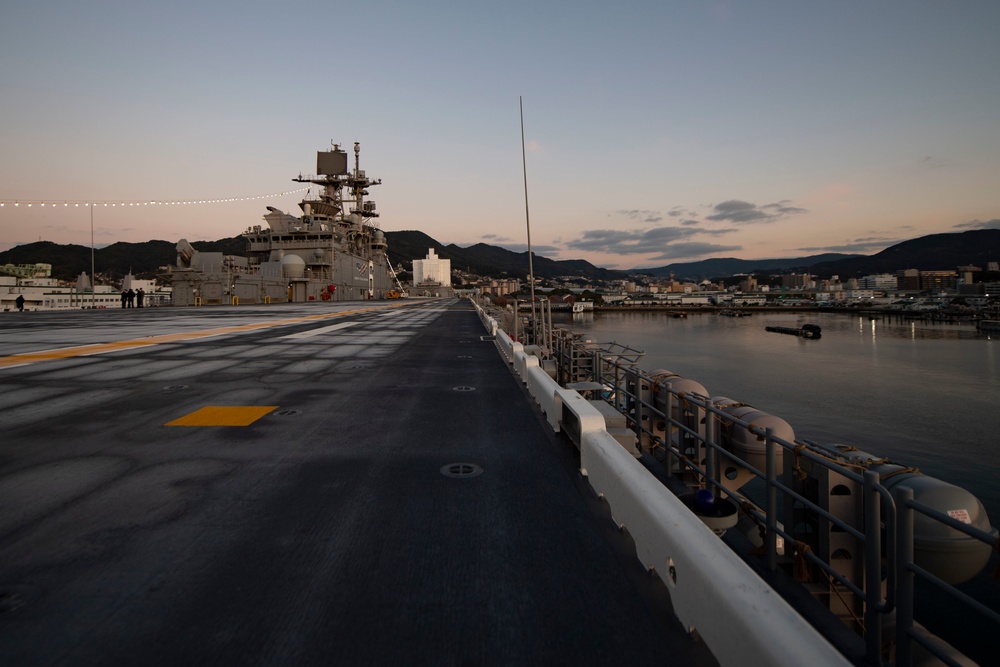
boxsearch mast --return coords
[520,96,537,334]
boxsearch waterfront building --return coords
[920,270,958,292]
[858,273,897,290]
[410,248,453,297]
[479,278,520,297]
[958,265,981,286]
[0,263,52,279]
[731,294,767,306]
[412,248,451,288]
[896,268,921,290]
[781,273,813,289]
[1,274,124,311]
[959,281,1000,297]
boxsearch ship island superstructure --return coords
[170,142,395,305]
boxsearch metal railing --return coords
[492,301,998,666]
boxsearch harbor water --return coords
[553,309,999,659]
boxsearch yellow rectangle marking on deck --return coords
[165,406,279,427]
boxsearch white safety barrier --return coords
[524,362,552,400]
[525,363,560,427]
[471,301,850,666]
[556,389,607,446]
[582,430,850,667]
[495,329,518,363]
[513,348,538,379]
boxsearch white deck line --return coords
[280,322,359,339]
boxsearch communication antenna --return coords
[520,96,537,332]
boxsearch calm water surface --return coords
[553,309,999,661]
[554,310,1000,523]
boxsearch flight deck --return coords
[0,299,715,666]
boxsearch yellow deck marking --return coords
[0,302,415,369]
[165,405,279,427]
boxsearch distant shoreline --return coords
[584,305,986,320]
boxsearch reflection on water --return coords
[560,309,999,661]
[557,311,999,514]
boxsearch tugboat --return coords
[765,323,822,339]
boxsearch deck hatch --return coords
[440,463,483,479]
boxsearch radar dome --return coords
[281,253,306,278]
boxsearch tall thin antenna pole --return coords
[520,96,537,336]
[90,204,95,310]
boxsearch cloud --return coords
[644,241,743,262]
[921,155,948,169]
[566,227,692,255]
[480,243,560,255]
[564,220,746,259]
[698,226,741,236]
[667,206,698,219]
[705,199,806,223]
[796,236,900,254]
[40,224,73,234]
[616,209,663,224]
[953,218,1000,230]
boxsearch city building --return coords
[919,270,958,292]
[411,248,452,297]
[781,273,813,289]
[858,274,897,290]
[412,248,451,287]
[480,278,521,297]
[896,269,921,291]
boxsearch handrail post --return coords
[765,426,778,572]
[704,396,717,489]
[665,390,675,476]
[631,368,644,451]
[895,485,915,667]
[863,470,883,665]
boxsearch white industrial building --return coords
[412,248,451,288]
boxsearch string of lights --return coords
[0,187,310,208]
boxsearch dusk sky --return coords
[2,1,998,270]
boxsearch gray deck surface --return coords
[0,299,716,666]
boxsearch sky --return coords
[1,0,999,271]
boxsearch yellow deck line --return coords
[0,303,411,369]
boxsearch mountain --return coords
[385,230,625,281]
[3,228,999,284]
[0,237,246,281]
[0,230,619,283]
[637,229,1000,281]
[808,229,1000,278]
[635,254,861,281]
